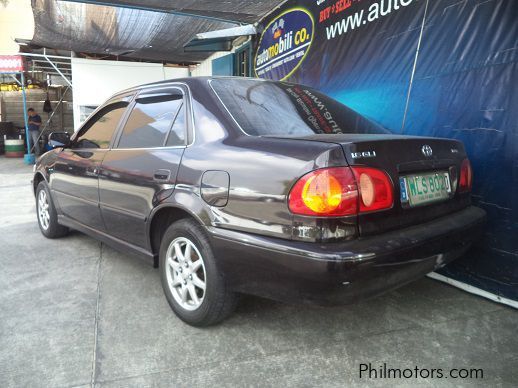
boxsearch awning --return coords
[184,24,257,52]
[28,0,280,64]
[61,0,279,24]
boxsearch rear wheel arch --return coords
[149,206,206,267]
[158,218,237,326]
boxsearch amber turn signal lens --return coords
[301,172,342,213]
[288,167,358,217]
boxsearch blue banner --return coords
[255,8,315,80]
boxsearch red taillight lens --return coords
[288,167,358,216]
[288,166,394,217]
[459,158,472,192]
[351,167,394,212]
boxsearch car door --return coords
[51,93,134,230]
[98,86,190,248]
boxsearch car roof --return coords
[117,76,268,95]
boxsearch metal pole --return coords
[8,74,21,86]
[20,72,33,163]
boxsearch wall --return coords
[0,0,34,55]
[71,58,189,128]
[163,66,190,80]
[191,52,229,77]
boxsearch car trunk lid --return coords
[270,134,471,236]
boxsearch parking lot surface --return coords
[0,156,516,387]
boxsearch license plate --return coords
[400,172,451,207]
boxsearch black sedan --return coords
[33,77,486,326]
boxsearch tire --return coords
[159,218,237,326]
[36,181,69,238]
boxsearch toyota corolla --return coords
[32,77,486,326]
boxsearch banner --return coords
[255,8,314,80]
[254,0,518,302]
[0,55,25,73]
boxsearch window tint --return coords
[118,92,184,149]
[210,79,389,136]
[75,101,129,149]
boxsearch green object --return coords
[4,139,24,152]
[403,171,452,207]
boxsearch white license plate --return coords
[400,172,451,207]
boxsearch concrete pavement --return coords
[0,156,516,387]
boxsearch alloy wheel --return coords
[165,237,207,311]
[38,190,50,230]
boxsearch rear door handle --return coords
[153,169,171,182]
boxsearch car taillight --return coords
[351,167,394,212]
[288,167,358,216]
[288,166,393,217]
[459,158,472,193]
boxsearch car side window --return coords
[74,100,130,149]
[117,89,185,149]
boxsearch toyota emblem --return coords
[421,145,433,157]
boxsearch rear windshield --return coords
[210,78,388,136]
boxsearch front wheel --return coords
[36,181,69,238]
[159,219,237,326]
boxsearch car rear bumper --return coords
[208,206,486,305]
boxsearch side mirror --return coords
[48,132,71,148]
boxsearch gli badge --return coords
[351,151,377,159]
[421,145,433,157]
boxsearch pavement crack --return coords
[90,242,103,387]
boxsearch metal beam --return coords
[32,59,72,66]
[32,71,72,76]
[18,52,73,61]
[31,62,71,69]
[30,70,72,77]
[43,49,73,87]
[31,64,72,74]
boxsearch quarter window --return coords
[118,91,185,149]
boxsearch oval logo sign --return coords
[254,8,314,81]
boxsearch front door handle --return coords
[153,169,171,182]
